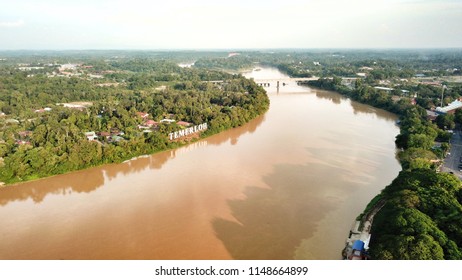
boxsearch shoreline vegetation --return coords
[2,50,462,259]
[305,78,462,259]
[0,59,269,186]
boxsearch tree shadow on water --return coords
[212,163,354,259]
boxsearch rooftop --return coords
[436,100,462,113]
[177,121,191,127]
[160,119,175,123]
[374,86,394,91]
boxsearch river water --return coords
[0,67,401,260]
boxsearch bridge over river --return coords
[207,77,320,88]
[253,77,319,87]
[207,76,357,87]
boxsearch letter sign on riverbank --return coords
[169,123,208,140]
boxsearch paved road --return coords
[441,129,462,179]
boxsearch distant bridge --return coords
[206,77,319,88]
[252,77,318,87]
[206,76,356,88]
[254,77,358,87]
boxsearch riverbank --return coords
[295,78,403,259]
[304,79,407,259]
[0,67,402,259]
[305,77,462,259]
[342,199,385,259]
[0,64,270,186]
[1,106,269,187]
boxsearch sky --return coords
[1,0,462,50]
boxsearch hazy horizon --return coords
[2,47,462,52]
[1,0,462,50]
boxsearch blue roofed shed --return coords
[352,240,365,252]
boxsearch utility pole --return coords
[441,86,444,107]
[441,84,447,107]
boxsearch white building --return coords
[435,100,462,114]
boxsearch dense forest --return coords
[0,58,269,184]
[369,170,462,259]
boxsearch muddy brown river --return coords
[0,67,401,259]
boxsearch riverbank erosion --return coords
[0,63,269,186]
[306,78,462,259]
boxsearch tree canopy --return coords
[369,170,462,260]
[0,59,269,184]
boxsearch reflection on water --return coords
[315,90,343,105]
[0,67,401,260]
[314,90,397,121]
[0,115,266,208]
[213,161,354,259]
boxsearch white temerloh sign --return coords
[169,123,208,140]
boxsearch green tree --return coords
[436,114,455,130]
[408,134,434,150]
[369,170,462,260]
[455,109,462,125]
[398,148,438,170]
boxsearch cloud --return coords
[0,19,24,28]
